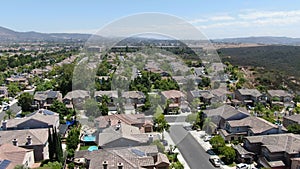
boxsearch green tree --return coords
[153,111,170,133]
[18,92,33,112]
[41,161,62,169]
[209,135,225,153]
[202,117,216,135]
[287,123,300,134]
[7,82,21,97]
[220,146,236,164]
[49,100,72,118]
[84,98,100,117]
[5,110,14,120]
[151,140,165,153]
[48,128,54,161]
[193,111,204,130]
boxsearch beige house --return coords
[203,105,250,132]
[161,90,185,113]
[244,133,300,169]
[267,90,293,107]
[122,91,146,108]
[63,90,90,109]
[94,113,153,133]
[283,114,300,128]
[97,123,158,149]
[74,145,170,169]
[34,90,62,109]
[0,128,49,162]
[235,89,265,106]
[94,90,118,110]
[220,116,286,141]
[1,109,59,131]
[0,144,35,169]
[0,86,8,98]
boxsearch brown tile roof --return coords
[95,114,147,128]
[94,90,118,98]
[64,90,90,100]
[245,133,300,154]
[161,90,184,99]
[267,90,292,98]
[237,89,262,97]
[228,116,285,134]
[284,114,300,124]
[204,105,249,119]
[3,111,59,129]
[0,128,48,146]
[122,91,145,99]
[155,152,170,165]
[0,144,33,168]
[75,145,159,169]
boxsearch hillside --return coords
[218,45,300,91]
[0,26,92,42]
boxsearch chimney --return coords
[117,162,123,169]
[102,161,108,169]
[2,120,7,130]
[12,139,18,146]
[108,119,111,126]
[278,124,282,133]
[27,136,32,145]
[148,134,154,143]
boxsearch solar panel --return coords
[0,160,11,169]
[131,149,146,157]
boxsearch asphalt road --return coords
[169,125,215,169]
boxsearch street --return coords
[169,125,215,169]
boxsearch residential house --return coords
[5,75,28,86]
[94,90,118,111]
[0,128,49,161]
[235,89,265,106]
[243,133,300,169]
[283,114,300,128]
[0,86,8,98]
[220,116,286,142]
[267,90,294,107]
[74,145,169,169]
[161,90,185,113]
[188,88,231,106]
[233,144,255,164]
[94,113,153,133]
[122,91,145,108]
[1,109,59,131]
[34,90,62,109]
[203,105,250,131]
[0,144,35,169]
[63,90,90,109]
[97,122,159,149]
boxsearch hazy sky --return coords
[2,0,300,39]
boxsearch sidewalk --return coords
[163,130,191,169]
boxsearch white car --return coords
[204,135,212,142]
[209,155,221,167]
[236,163,249,169]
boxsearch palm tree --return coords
[5,110,14,120]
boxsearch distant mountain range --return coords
[1,26,300,45]
[0,26,92,42]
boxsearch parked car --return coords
[206,149,216,155]
[204,135,212,142]
[209,155,221,167]
[236,163,249,169]
[161,140,168,146]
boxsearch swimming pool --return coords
[83,135,96,142]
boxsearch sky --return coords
[1,0,300,39]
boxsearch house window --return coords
[237,127,240,131]
[231,137,234,141]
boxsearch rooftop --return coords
[237,89,262,97]
[267,90,292,98]
[161,90,184,99]
[245,133,300,154]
